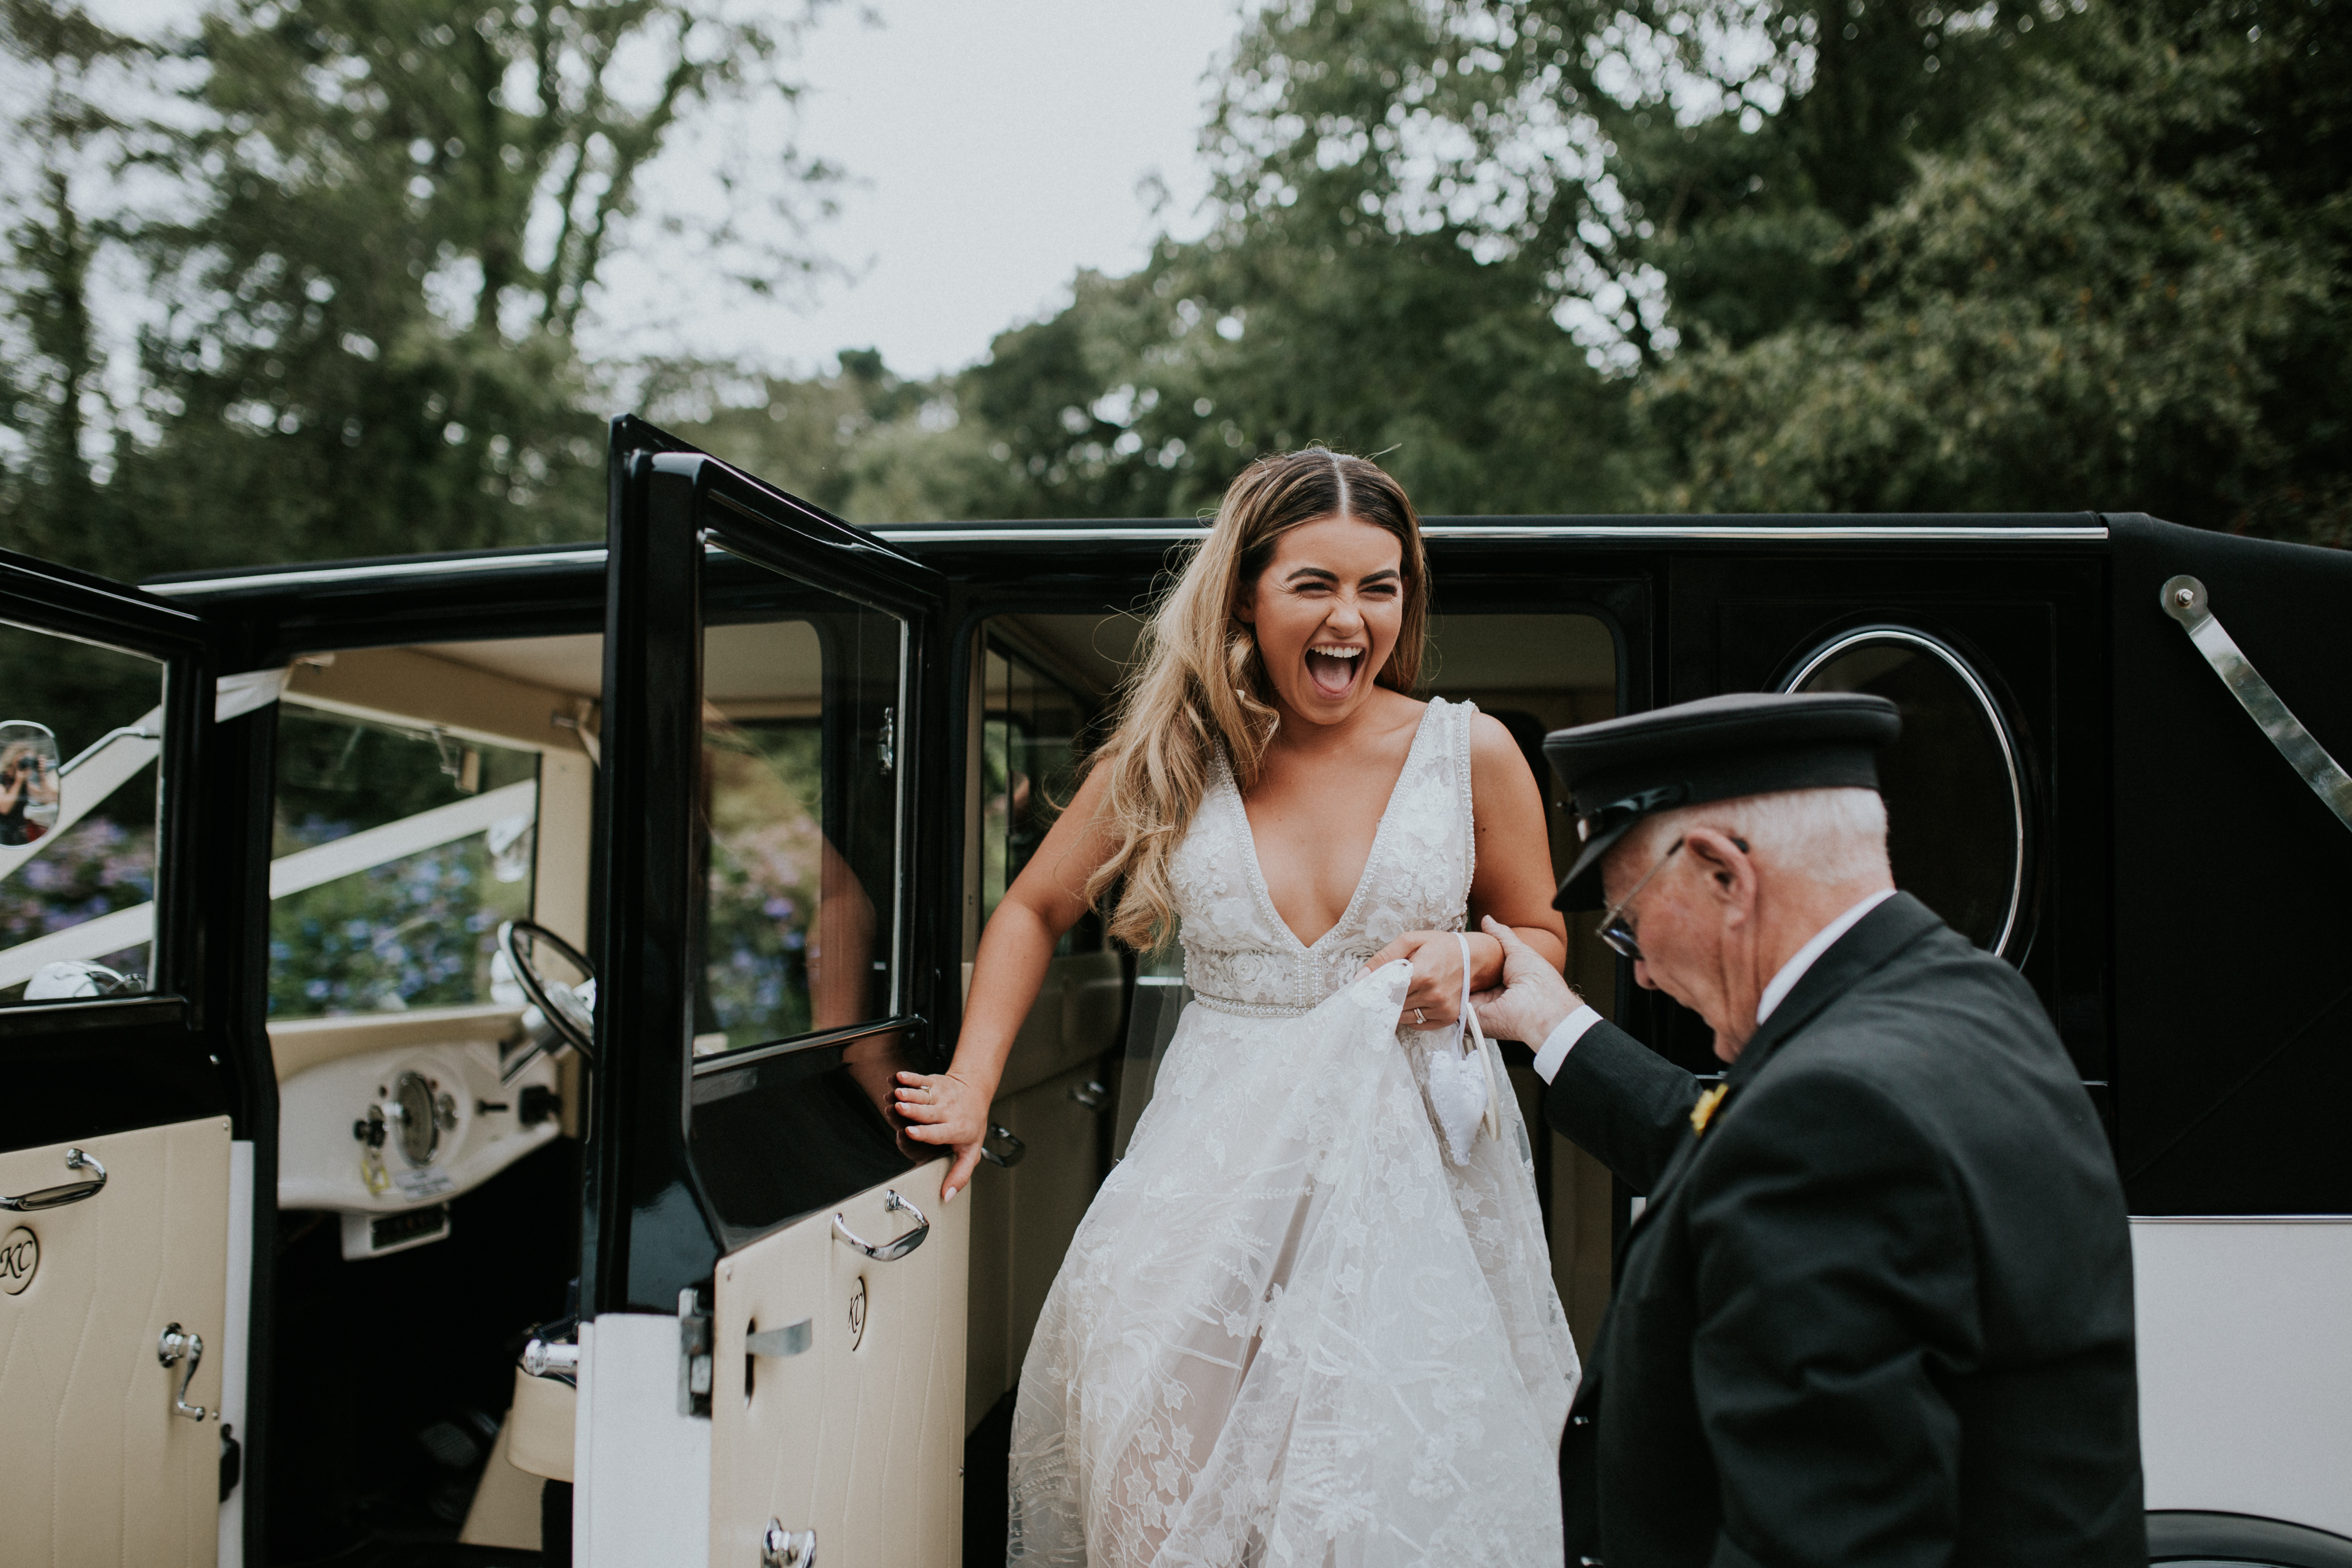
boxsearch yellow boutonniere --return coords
[1690,1084,1729,1135]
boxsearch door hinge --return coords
[219,1422,242,1503]
[679,1286,713,1418]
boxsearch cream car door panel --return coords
[0,1116,232,1567]
[994,950,1123,1099]
[966,1060,1112,1425]
[712,1160,969,1568]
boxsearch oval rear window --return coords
[1785,630,2025,955]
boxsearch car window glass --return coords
[697,551,904,1056]
[269,707,540,1018]
[981,636,1094,956]
[1789,630,2024,953]
[0,619,166,1005]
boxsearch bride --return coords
[894,449,1579,1565]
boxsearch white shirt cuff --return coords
[1530,1005,1602,1084]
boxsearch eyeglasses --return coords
[1594,838,1684,962]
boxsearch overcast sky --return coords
[77,0,1244,385]
[599,0,1242,380]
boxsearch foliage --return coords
[268,709,538,1017]
[700,719,823,1048]
[8,0,2350,558]
[266,835,528,1016]
[0,806,157,1000]
[678,0,2101,524]
[0,0,158,559]
[0,0,831,578]
[1642,0,2352,530]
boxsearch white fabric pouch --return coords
[1423,932,1506,1166]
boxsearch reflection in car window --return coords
[980,636,1093,955]
[268,708,539,1017]
[1789,630,2024,953]
[0,619,165,1005]
[696,555,904,1056]
[702,715,829,1044]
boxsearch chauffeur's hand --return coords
[1469,916,1582,1047]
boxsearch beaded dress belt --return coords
[1191,993,1317,1020]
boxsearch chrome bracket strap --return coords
[2162,575,2352,833]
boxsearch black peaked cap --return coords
[1545,691,1901,910]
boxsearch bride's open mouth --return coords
[1305,642,1365,698]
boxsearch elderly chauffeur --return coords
[1472,691,2142,1568]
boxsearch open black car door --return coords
[577,421,962,1566]
[0,548,274,1562]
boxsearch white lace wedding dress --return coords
[1008,698,1579,1567]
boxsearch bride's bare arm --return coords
[1466,711,1569,975]
[1360,712,1569,1026]
[895,764,1120,1201]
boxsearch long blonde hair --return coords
[1086,449,1430,948]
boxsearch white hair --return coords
[1617,787,1890,890]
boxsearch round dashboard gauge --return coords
[392,1070,440,1167]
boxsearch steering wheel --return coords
[498,919,597,1075]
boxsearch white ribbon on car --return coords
[1424,931,1506,1166]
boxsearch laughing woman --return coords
[892,451,1579,1567]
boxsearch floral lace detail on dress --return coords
[1008,696,1579,1568]
[1175,700,1473,1017]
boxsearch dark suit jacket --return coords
[1545,894,2143,1568]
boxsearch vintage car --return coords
[0,416,2347,1568]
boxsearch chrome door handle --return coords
[745,1319,812,1358]
[831,1189,928,1261]
[979,1123,1026,1168]
[0,1147,106,1211]
[761,1522,816,1567]
[157,1323,207,1421]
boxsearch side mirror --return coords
[24,959,140,1001]
[0,721,62,848]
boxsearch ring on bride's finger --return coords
[1414,1008,1427,1025]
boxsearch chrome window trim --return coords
[689,1014,919,1078]
[876,523,2111,545]
[1780,627,2029,959]
[2128,1214,2352,1224]
[145,548,609,596]
[142,521,2110,597]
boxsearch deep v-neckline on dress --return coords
[1224,701,1439,951]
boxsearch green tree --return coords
[0,0,152,558]
[1643,0,2352,535]
[864,0,2053,523]
[1,0,835,578]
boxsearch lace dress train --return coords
[1007,699,1579,1568]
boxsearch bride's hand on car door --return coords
[1358,929,1479,1028]
[894,1070,989,1201]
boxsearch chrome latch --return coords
[520,1336,580,1381]
[679,1286,713,1418]
[762,1521,817,1567]
[979,1123,1027,1169]
[158,1323,207,1421]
